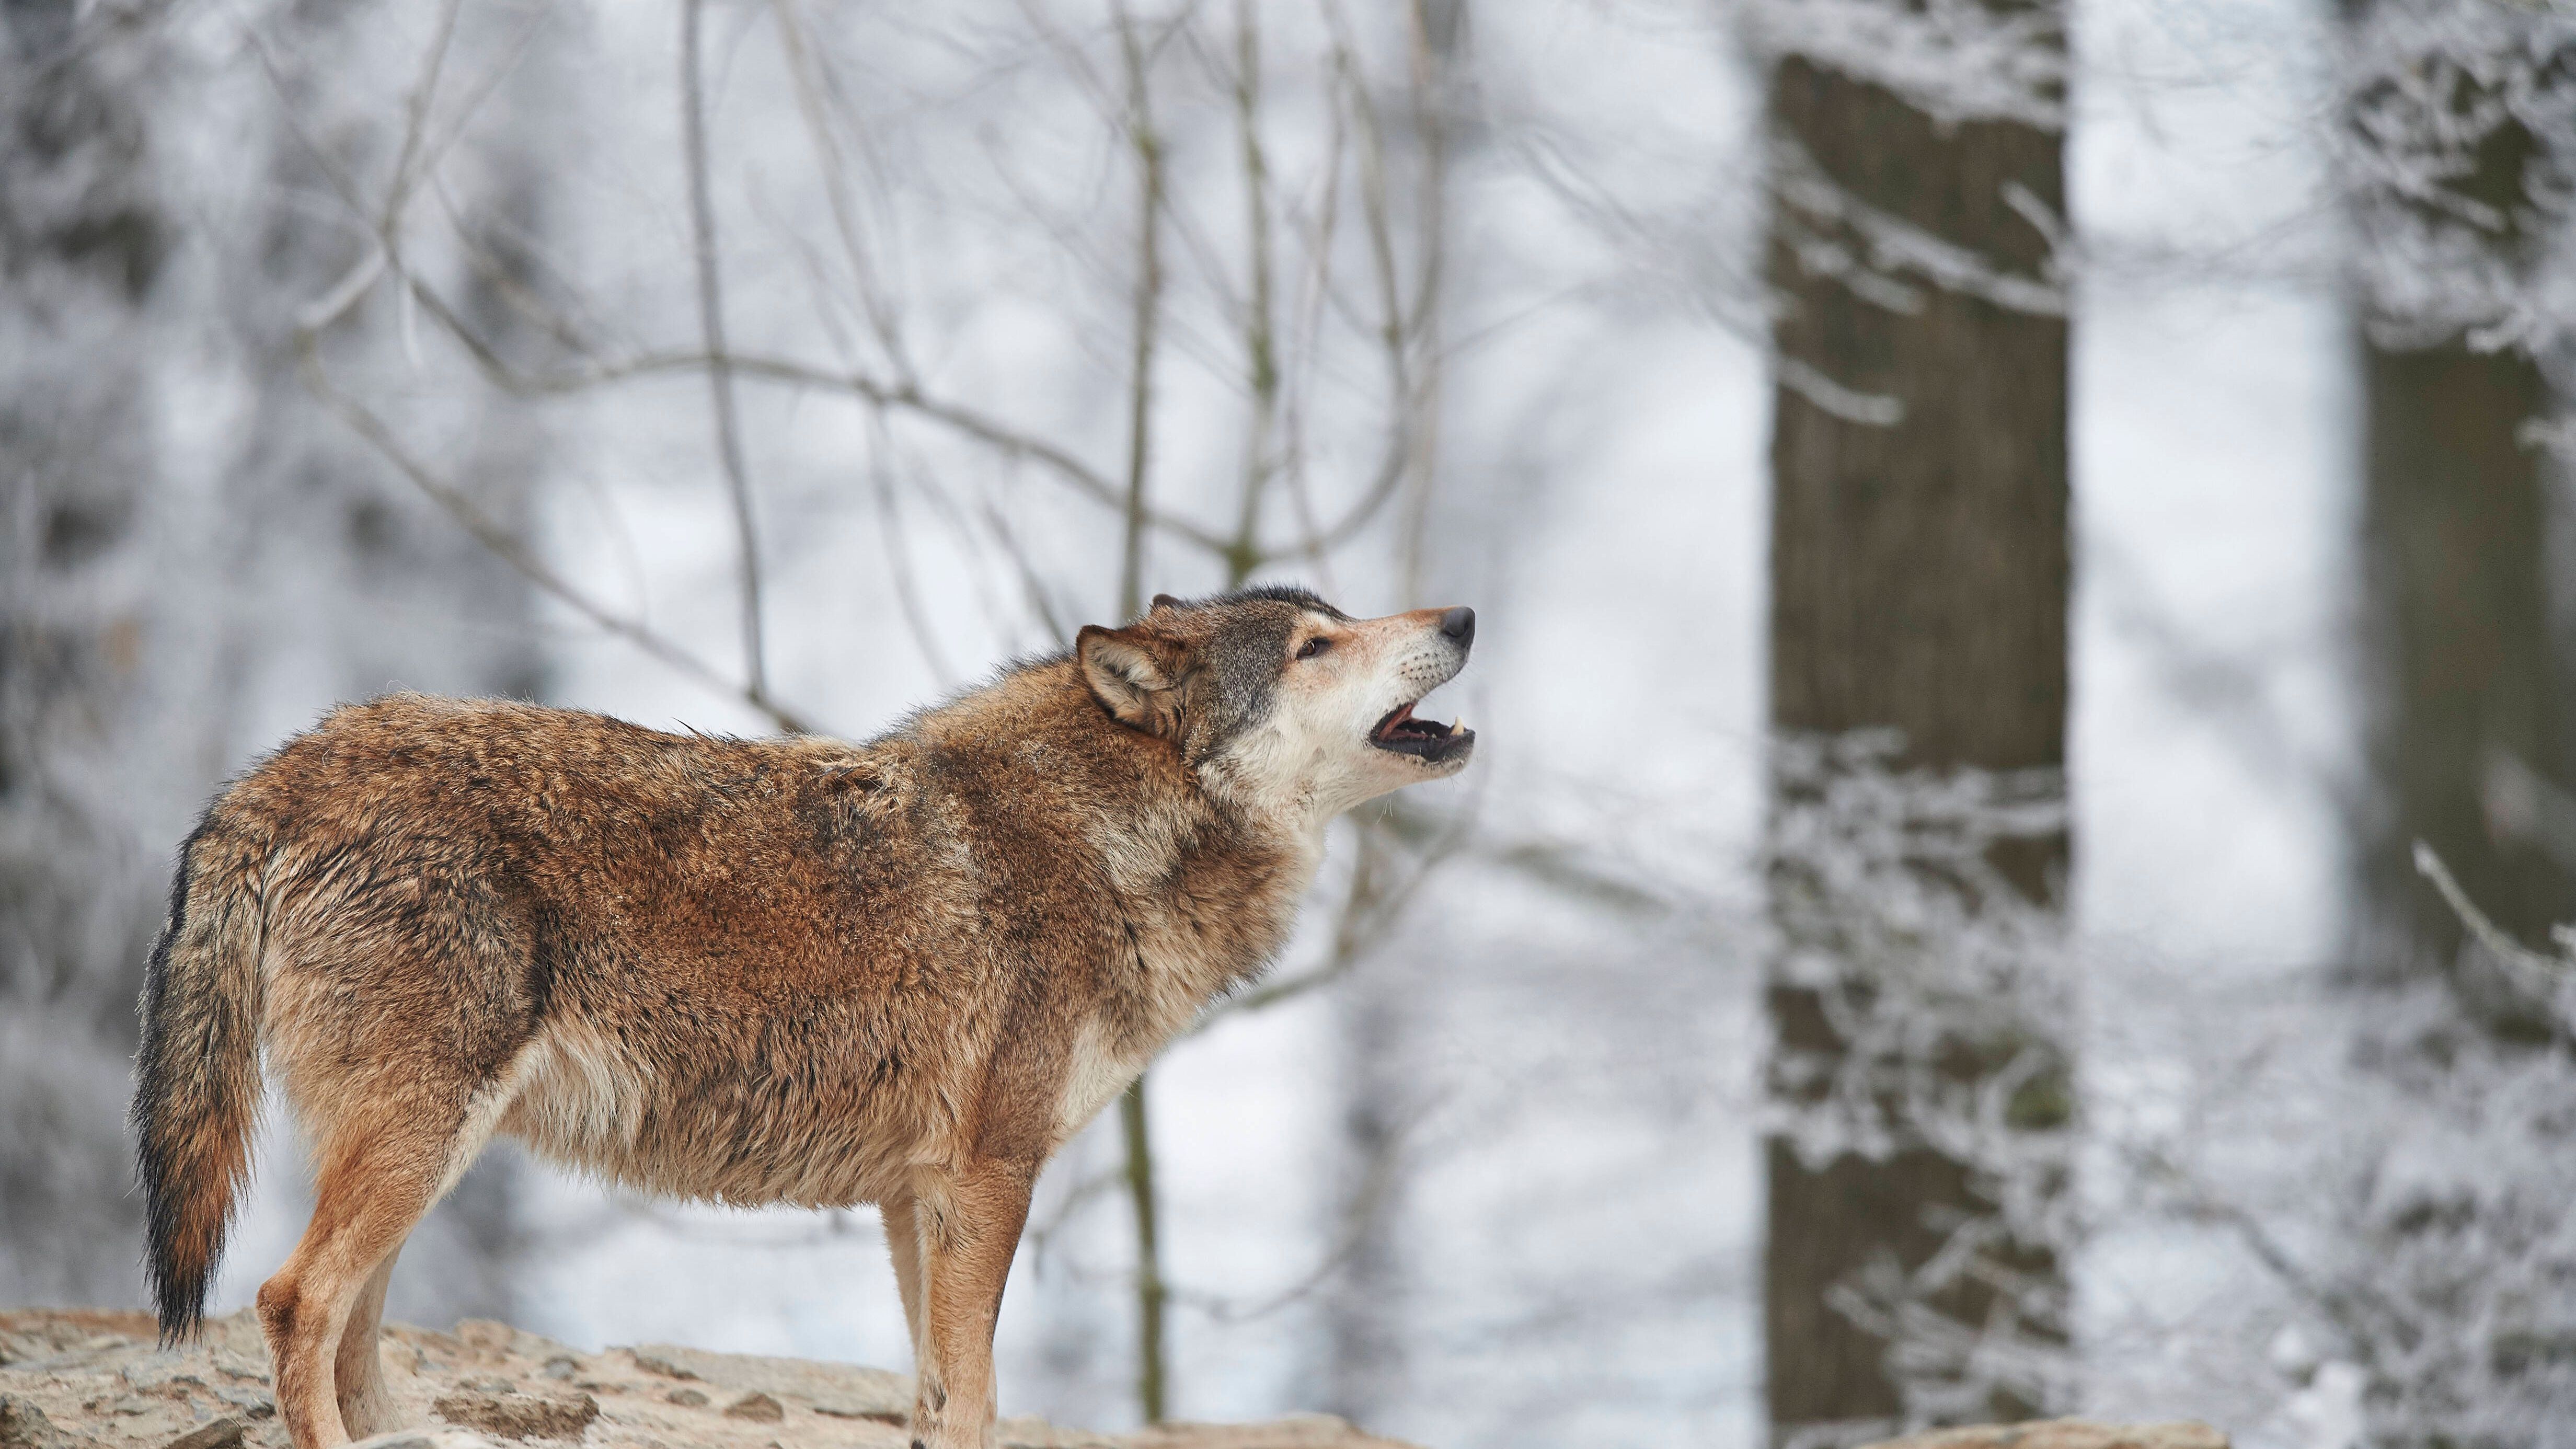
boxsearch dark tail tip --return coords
[144,1215,212,1347]
[137,1068,218,1346]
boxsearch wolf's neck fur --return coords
[915,660,1319,1044]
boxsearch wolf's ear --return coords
[1078,624,1189,738]
[1150,593,1184,613]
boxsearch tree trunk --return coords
[2344,3,2575,1007]
[1326,870,1406,1421]
[1758,24,2072,1443]
[2336,9,2576,1439]
[2354,341,2572,995]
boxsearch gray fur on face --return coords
[1169,588,1340,762]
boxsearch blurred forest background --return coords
[5,0,2576,1446]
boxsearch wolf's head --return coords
[1076,585,1476,824]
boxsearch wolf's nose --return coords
[1440,607,1475,648]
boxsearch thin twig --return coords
[682,0,769,700]
[980,498,1073,650]
[2126,1142,2397,1370]
[1116,0,1167,620]
[1395,0,1455,596]
[383,0,467,244]
[428,169,605,361]
[866,404,958,686]
[385,0,466,370]
[1211,801,1467,1021]
[1287,18,1419,560]
[1274,43,1349,591]
[1176,1095,1422,1325]
[1227,0,1279,581]
[293,332,814,735]
[2415,842,2576,1010]
[769,0,909,366]
[1021,1162,1130,1270]
[374,266,1240,556]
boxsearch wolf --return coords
[129,585,1475,1449]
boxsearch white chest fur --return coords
[1054,1017,1147,1144]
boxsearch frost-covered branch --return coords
[1741,0,2068,131]
[1766,733,2077,1431]
[2414,841,2576,1033]
[2341,0,2576,353]
[1768,132,2070,321]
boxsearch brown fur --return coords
[130,588,1476,1449]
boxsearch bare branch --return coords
[292,332,814,735]
[1212,822,1398,1019]
[1021,1162,1129,1270]
[866,404,959,687]
[1226,0,1279,582]
[383,0,466,243]
[1278,17,1423,562]
[682,0,770,700]
[979,498,1074,650]
[1272,46,1351,593]
[262,8,811,738]
[1115,0,1168,620]
[1176,1096,1421,1325]
[2415,842,2576,1013]
[1208,802,1462,1022]
[769,0,910,367]
[427,168,610,361]
[1379,798,1672,918]
[2125,1142,2397,1372]
[377,263,1242,558]
[1119,1079,1169,1423]
[1394,0,1456,595]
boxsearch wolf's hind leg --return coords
[258,1122,459,1449]
[332,1250,404,1440]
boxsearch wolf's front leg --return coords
[907,1159,1037,1449]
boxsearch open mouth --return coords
[1369,700,1475,762]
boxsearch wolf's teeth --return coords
[1451,714,1469,737]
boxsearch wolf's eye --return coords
[1297,636,1331,660]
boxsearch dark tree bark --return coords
[2345,11,2576,1008]
[2354,344,2571,991]
[1758,22,2072,1444]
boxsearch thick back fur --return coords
[133,806,271,1341]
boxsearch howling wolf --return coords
[130,586,1476,1449]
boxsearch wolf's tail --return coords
[131,803,269,1343]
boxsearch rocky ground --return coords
[0,1308,2226,1449]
